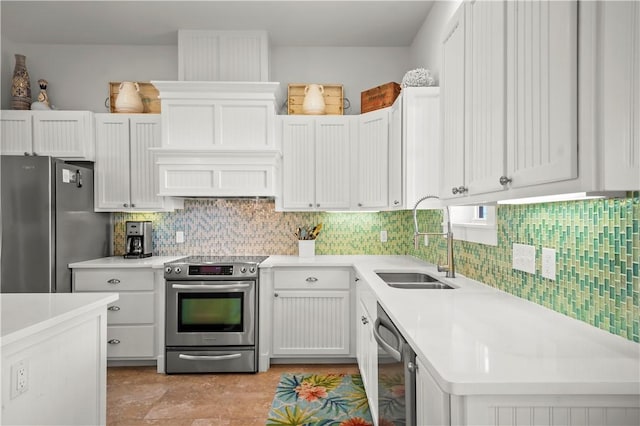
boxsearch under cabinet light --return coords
[497,191,626,205]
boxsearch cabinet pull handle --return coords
[361,316,369,324]
[499,176,512,186]
[108,339,121,345]
[355,277,360,282]
[107,278,120,284]
[108,305,121,311]
[306,277,318,283]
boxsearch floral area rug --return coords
[266,373,373,426]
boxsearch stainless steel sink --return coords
[376,272,455,289]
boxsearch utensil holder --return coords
[298,240,315,257]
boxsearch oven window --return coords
[178,293,243,332]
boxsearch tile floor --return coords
[107,364,360,425]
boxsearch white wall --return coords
[409,0,462,85]
[2,39,411,113]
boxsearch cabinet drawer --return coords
[106,325,155,358]
[74,269,154,291]
[107,292,154,325]
[274,268,350,290]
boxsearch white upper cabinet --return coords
[178,30,269,82]
[440,5,467,200]
[94,114,179,212]
[505,0,578,189]
[440,0,582,203]
[1,110,94,160]
[354,108,390,210]
[599,1,640,189]
[279,116,353,211]
[465,0,506,196]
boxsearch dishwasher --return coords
[373,302,417,426]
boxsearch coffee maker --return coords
[124,221,153,258]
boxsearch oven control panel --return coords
[164,263,259,279]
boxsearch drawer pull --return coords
[306,277,318,283]
[178,353,242,361]
[107,278,121,285]
[108,339,121,345]
[108,305,121,311]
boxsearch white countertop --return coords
[69,256,184,269]
[262,255,640,396]
[1,293,119,347]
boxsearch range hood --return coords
[151,81,282,197]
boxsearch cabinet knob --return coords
[499,175,512,186]
[107,278,120,285]
[131,203,136,208]
[316,203,320,208]
[355,277,360,282]
[305,277,318,283]
[108,339,121,345]
[108,305,121,311]
[451,187,459,194]
[123,203,129,208]
[274,293,279,298]
[361,316,369,324]
[308,203,313,207]
[457,186,468,194]
[358,203,363,207]
[393,200,400,205]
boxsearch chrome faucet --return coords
[412,195,455,278]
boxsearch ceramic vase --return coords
[11,54,31,110]
[302,84,326,115]
[298,240,316,257]
[115,81,144,113]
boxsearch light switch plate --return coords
[176,231,184,243]
[542,247,556,280]
[513,243,535,274]
[380,230,387,243]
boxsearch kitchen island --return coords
[260,255,640,425]
[1,292,118,426]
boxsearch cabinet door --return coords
[465,0,507,195]
[94,114,131,210]
[281,117,316,210]
[315,117,352,210]
[416,357,450,426]
[388,98,403,209]
[601,1,640,189]
[506,0,578,188]
[0,110,32,155]
[356,109,389,209]
[32,111,93,159]
[440,5,467,199]
[272,290,350,356]
[129,115,163,209]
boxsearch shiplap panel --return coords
[315,118,351,209]
[272,290,350,356]
[485,405,640,426]
[281,118,315,209]
[129,116,162,209]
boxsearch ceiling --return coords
[1,1,436,47]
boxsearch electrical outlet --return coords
[542,247,556,280]
[380,230,387,243]
[512,243,535,274]
[424,235,429,246]
[10,359,28,399]
[176,231,184,243]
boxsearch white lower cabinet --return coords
[416,357,450,426]
[72,268,160,363]
[355,276,378,424]
[271,268,353,357]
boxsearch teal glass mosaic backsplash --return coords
[114,192,639,342]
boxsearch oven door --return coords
[166,280,255,347]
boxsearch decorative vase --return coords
[115,81,143,113]
[302,84,326,115]
[11,54,31,110]
[298,240,316,257]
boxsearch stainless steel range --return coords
[164,255,267,374]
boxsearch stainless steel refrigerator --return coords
[1,155,111,293]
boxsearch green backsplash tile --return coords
[113,192,639,343]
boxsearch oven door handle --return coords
[373,318,403,362]
[178,353,243,361]
[171,283,251,290]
